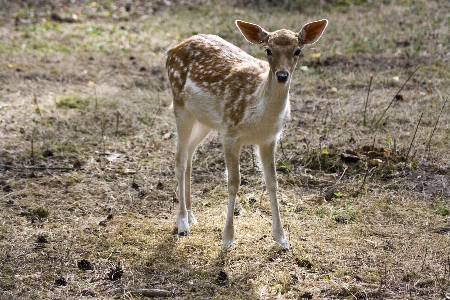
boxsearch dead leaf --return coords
[315,196,327,205]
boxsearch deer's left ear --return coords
[236,20,270,45]
[298,19,328,45]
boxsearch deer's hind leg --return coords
[174,107,194,235]
[174,105,211,235]
[185,121,211,226]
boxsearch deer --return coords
[166,19,328,250]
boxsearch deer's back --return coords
[166,34,268,102]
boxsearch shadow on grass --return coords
[137,226,293,299]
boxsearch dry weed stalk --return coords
[374,66,420,126]
[426,94,448,154]
[353,165,374,196]
[363,75,373,126]
[406,112,423,160]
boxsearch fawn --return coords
[166,19,328,249]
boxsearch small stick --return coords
[374,66,420,126]
[336,166,348,184]
[0,164,77,171]
[354,166,373,196]
[363,75,373,126]
[130,289,172,297]
[406,112,423,160]
[426,94,448,154]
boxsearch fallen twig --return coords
[130,289,173,297]
[374,66,420,126]
[0,164,78,171]
[336,166,348,184]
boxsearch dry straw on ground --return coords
[0,0,449,299]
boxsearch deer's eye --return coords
[294,49,301,57]
[265,48,272,56]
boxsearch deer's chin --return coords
[275,78,290,85]
[276,79,290,85]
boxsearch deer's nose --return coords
[275,70,289,83]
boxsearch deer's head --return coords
[236,19,328,84]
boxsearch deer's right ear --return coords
[236,20,269,45]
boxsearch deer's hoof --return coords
[177,215,190,236]
[222,239,234,250]
[188,211,198,225]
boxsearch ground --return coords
[0,1,449,299]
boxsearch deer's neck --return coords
[260,71,291,116]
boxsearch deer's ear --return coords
[298,19,328,45]
[236,20,269,44]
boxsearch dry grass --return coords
[1,1,449,299]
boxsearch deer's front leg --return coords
[222,139,242,249]
[259,141,289,250]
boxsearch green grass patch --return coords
[434,202,450,217]
[56,95,90,109]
